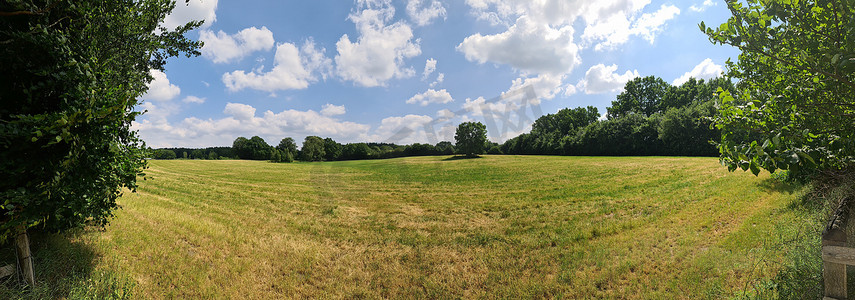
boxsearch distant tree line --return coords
[151,76,734,161]
[152,147,233,160]
[501,76,736,157]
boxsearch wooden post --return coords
[823,197,850,299]
[14,225,34,286]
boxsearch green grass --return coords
[1,156,821,298]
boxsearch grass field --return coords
[4,156,822,299]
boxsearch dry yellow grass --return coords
[21,156,815,298]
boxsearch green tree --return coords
[208,151,218,160]
[191,149,205,159]
[153,149,177,160]
[233,137,249,159]
[608,76,671,119]
[269,149,282,163]
[702,0,855,175]
[657,102,718,156]
[301,136,325,161]
[323,137,342,161]
[282,149,294,163]
[455,122,488,157]
[233,136,273,160]
[277,137,298,159]
[0,0,201,241]
[435,141,455,155]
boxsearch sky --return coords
[136,0,740,148]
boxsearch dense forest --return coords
[152,76,735,162]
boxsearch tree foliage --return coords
[455,122,488,157]
[502,77,729,157]
[233,136,273,160]
[276,137,297,160]
[0,0,201,238]
[608,76,671,119]
[301,136,325,161]
[702,0,855,175]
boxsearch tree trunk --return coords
[15,225,34,286]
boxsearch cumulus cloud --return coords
[508,73,565,100]
[222,40,332,93]
[368,114,435,144]
[582,3,680,50]
[134,102,370,148]
[142,70,181,102]
[464,0,681,52]
[577,64,640,94]
[690,0,716,12]
[335,1,421,87]
[406,89,454,106]
[162,0,218,30]
[423,58,437,80]
[200,26,275,63]
[406,0,447,26]
[223,102,256,121]
[437,109,455,119]
[672,58,724,85]
[182,96,206,104]
[320,103,346,116]
[430,73,445,88]
[458,16,579,76]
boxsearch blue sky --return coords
[136,0,739,148]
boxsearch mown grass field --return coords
[6,156,821,299]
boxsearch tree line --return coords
[152,76,736,162]
[501,76,736,157]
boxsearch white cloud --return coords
[407,0,447,26]
[162,0,218,30]
[406,89,454,106]
[582,3,680,50]
[335,1,421,87]
[222,40,332,93]
[134,102,370,148]
[631,5,680,43]
[423,58,437,80]
[142,70,181,102]
[577,64,640,94]
[463,1,681,52]
[437,109,455,119]
[200,26,275,64]
[368,114,435,144]
[430,73,445,87]
[182,96,206,104]
[223,102,256,121]
[690,0,716,12]
[320,103,346,116]
[672,58,724,85]
[508,73,565,100]
[457,16,579,76]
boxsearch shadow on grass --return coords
[0,228,133,299]
[756,178,801,194]
[442,155,483,161]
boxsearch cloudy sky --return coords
[136,0,738,148]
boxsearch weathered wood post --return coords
[14,225,34,286]
[822,197,850,299]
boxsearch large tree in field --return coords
[455,122,488,157]
[703,0,855,176]
[0,0,201,283]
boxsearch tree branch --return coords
[0,10,39,17]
